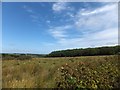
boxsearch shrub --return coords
[55,56,120,89]
[2,54,32,60]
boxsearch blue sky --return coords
[2,2,118,54]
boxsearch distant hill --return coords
[46,45,120,57]
[1,45,120,59]
[2,53,46,60]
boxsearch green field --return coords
[2,55,120,89]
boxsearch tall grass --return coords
[2,55,120,88]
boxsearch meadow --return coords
[2,55,120,89]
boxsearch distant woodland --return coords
[1,45,120,60]
[47,45,120,57]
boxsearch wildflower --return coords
[65,63,68,66]
[70,76,73,79]
[61,67,64,70]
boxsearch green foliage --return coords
[47,45,120,57]
[2,55,120,88]
[2,54,32,60]
[56,56,120,89]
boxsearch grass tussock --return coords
[2,55,120,88]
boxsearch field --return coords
[2,55,120,89]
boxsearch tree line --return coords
[2,53,46,60]
[2,54,32,60]
[46,45,120,57]
[1,45,120,59]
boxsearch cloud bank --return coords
[49,2,118,50]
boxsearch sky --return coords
[2,2,118,54]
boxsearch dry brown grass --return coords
[2,55,119,88]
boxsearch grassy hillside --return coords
[2,55,120,89]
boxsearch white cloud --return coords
[30,15,39,19]
[23,5,41,25]
[57,28,118,48]
[49,3,118,49]
[23,5,34,13]
[75,3,118,32]
[91,28,118,40]
[74,3,118,47]
[66,12,75,18]
[52,2,73,12]
[81,4,117,16]
[52,2,67,12]
[49,25,72,39]
[46,20,51,23]
[50,30,67,39]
